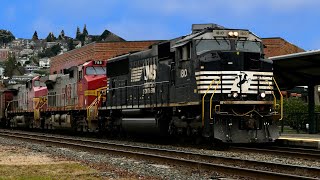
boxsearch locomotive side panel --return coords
[17,84,28,111]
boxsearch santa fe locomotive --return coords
[0,24,283,143]
[1,60,107,131]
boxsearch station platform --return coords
[277,133,320,149]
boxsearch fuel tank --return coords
[121,109,164,135]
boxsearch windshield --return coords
[196,39,231,55]
[236,41,261,53]
[86,67,106,75]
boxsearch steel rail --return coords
[0,130,318,180]
[231,146,320,160]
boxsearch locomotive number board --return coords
[94,60,103,65]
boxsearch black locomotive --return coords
[105,24,282,143]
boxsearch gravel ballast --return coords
[0,136,228,179]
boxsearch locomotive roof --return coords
[107,25,261,63]
[108,53,130,62]
[174,27,259,46]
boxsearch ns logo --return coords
[143,64,157,81]
[142,63,157,95]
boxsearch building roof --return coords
[262,37,305,58]
[97,29,125,42]
[270,49,320,89]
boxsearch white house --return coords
[39,57,50,68]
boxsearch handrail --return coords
[5,101,12,117]
[39,97,47,109]
[107,81,170,91]
[210,79,221,119]
[202,79,216,127]
[266,80,277,109]
[87,89,104,129]
[272,77,283,120]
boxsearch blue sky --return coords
[1,0,319,50]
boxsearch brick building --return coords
[50,37,304,74]
[262,37,305,58]
[50,41,158,74]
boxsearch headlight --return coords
[232,92,238,98]
[228,31,239,37]
[260,92,266,98]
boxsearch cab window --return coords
[86,67,106,75]
[178,43,191,60]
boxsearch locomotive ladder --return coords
[201,78,220,127]
[33,97,48,125]
[86,86,108,129]
[266,77,283,120]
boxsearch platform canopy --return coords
[268,50,320,134]
[269,50,320,89]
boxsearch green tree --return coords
[4,55,16,77]
[0,30,15,44]
[283,97,309,130]
[32,31,39,40]
[50,44,62,55]
[4,55,24,77]
[58,30,65,40]
[83,24,88,36]
[38,44,62,58]
[46,32,56,42]
[67,39,75,51]
[76,26,81,40]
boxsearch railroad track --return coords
[231,146,320,160]
[0,129,319,180]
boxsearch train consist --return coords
[0,24,283,143]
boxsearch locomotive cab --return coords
[77,60,107,109]
[77,60,107,131]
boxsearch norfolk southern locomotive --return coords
[105,24,282,143]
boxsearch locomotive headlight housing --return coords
[233,31,239,37]
[228,31,239,37]
[260,92,266,98]
[232,92,238,98]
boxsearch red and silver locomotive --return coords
[2,60,107,131]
